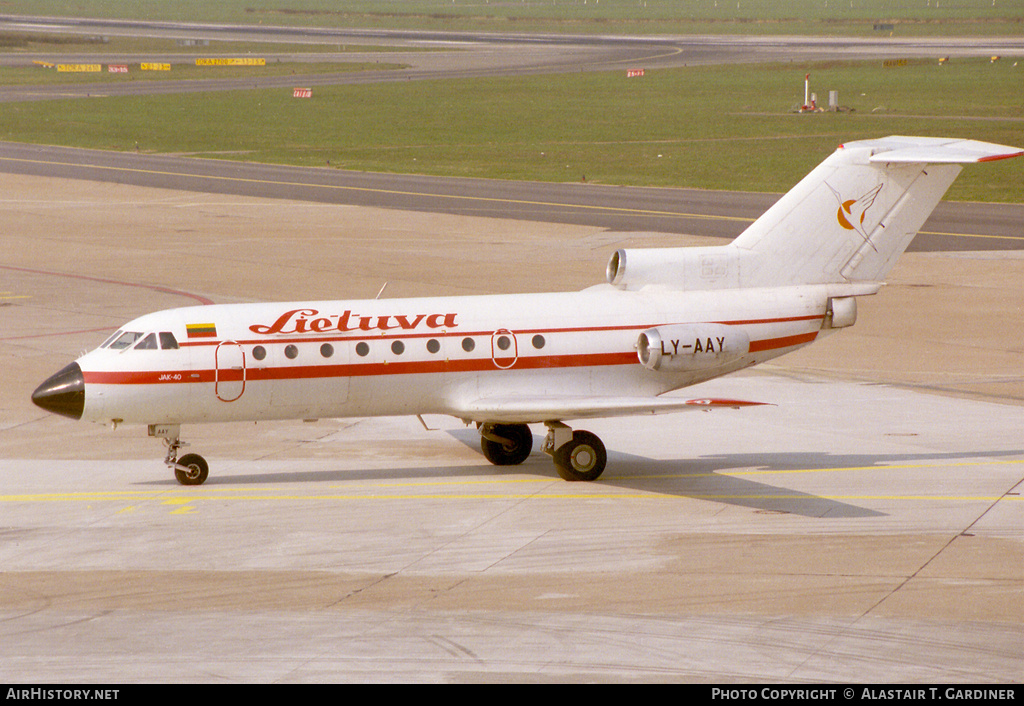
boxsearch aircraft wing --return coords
[452,394,770,424]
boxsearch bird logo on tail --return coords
[827,182,884,250]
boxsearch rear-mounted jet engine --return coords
[637,324,750,372]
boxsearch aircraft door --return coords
[214,341,246,402]
[491,329,519,369]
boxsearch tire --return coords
[553,430,606,482]
[174,453,209,486]
[480,423,533,466]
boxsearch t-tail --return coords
[607,136,1022,292]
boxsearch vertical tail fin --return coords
[731,136,1022,287]
[605,137,1020,293]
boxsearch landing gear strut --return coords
[479,423,533,466]
[149,424,209,486]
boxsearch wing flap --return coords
[453,394,769,424]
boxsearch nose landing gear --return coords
[149,424,209,486]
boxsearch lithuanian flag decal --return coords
[186,323,218,339]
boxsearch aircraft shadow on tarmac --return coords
[604,446,1024,518]
[134,429,1023,519]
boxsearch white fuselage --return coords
[74,282,837,427]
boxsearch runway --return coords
[1,16,1023,103]
[1,174,1022,681]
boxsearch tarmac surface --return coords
[1,173,1022,682]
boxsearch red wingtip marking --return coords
[977,150,1024,163]
[686,398,771,408]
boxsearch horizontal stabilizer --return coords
[456,395,769,424]
[857,136,1024,164]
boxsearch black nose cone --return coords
[32,362,85,420]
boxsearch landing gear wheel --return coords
[553,430,606,482]
[480,423,533,466]
[174,453,209,486]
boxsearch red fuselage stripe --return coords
[82,331,818,385]
[748,331,818,353]
[82,351,639,385]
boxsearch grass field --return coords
[1,0,1022,36]
[0,4,1019,201]
[0,56,1019,201]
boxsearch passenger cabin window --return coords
[159,332,179,350]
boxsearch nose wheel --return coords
[173,453,209,486]
[150,424,209,486]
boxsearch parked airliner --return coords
[32,136,1022,485]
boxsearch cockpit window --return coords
[135,333,158,350]
[159,332,179,350]
[100,330,123,349]
[108,331,143,350]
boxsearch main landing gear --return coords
[479,423,534,466]
[478,421,607,482]
[149,424,209,486]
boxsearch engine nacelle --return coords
[637,324,750,372]
[607,246,744,291]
